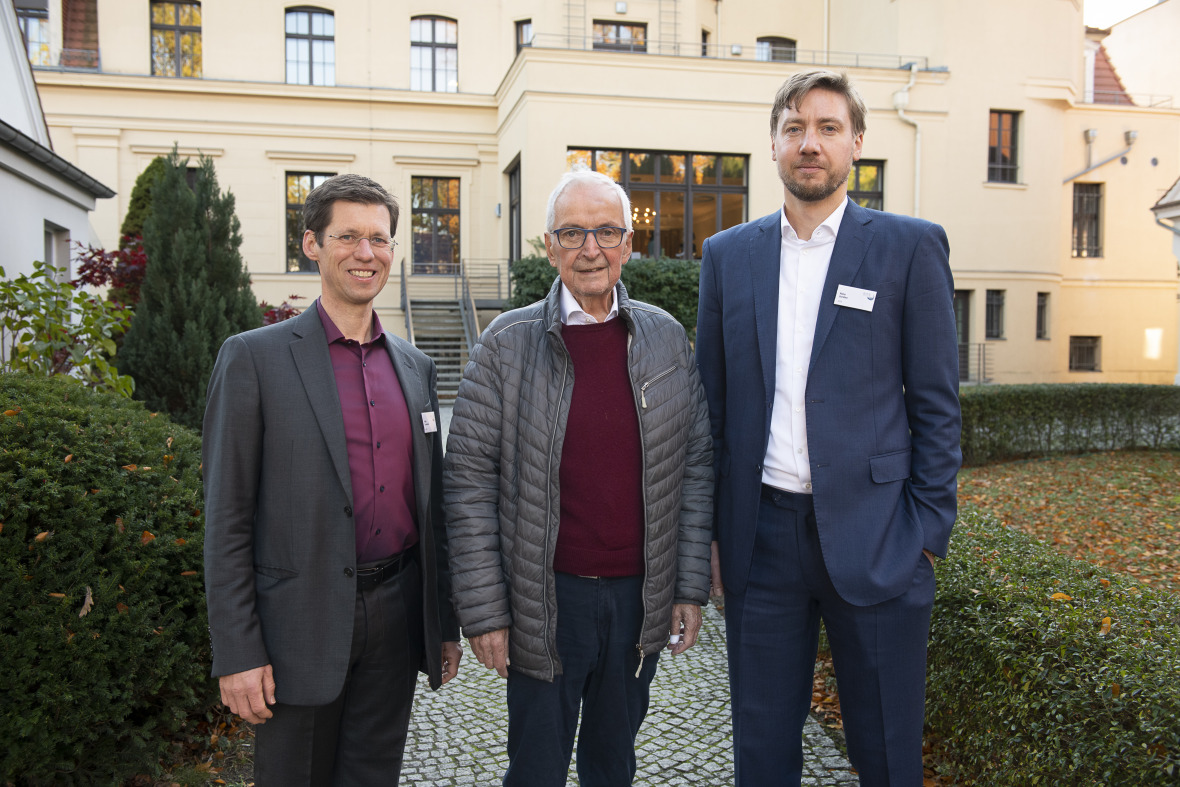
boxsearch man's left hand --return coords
[441,641,462,685]
[667,603,702,656]
[923,549,936,567]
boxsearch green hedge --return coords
[0,372,214,785]
[509,254,701,340]
[928,509,1180,784]
[960,384,1180,466]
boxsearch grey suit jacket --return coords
[202,304,458,706]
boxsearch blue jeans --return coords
[503,572,659,787]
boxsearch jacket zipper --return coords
[544,348,570,680]
[630,335,652,678]
[639,366,677,409]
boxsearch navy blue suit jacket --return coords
[696,199,961,607]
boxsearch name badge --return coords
[421,411,438,433]
[835,285,877,312]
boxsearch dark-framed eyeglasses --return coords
[551,226,628,250]
[327,234,397,252]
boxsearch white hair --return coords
[545,169,633,232]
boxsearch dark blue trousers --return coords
[503,573,659,787]
[726,488,935,787]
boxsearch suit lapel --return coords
[289,307,353,501]
[811,200,875,369]
[749,211,783,407]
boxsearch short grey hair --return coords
[545,169,633,232]
[770,70,868,138]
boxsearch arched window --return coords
[410,16,458,92]
[286,7,335,86]
[756,36,796,63]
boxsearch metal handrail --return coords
[400,257,414,345]
[958,343,992,384]
[455,260,479,350]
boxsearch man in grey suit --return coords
[203,174,461,785]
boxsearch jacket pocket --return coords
[869,448,912,483]
[639,365,678,409]
[254,564,299,579]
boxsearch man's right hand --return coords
[219,664,276,724]
[469,628,511,678]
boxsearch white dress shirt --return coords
[762,199,849,494]
[559,284,619,325]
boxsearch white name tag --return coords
[835,285,877,312]
[421,411,438,433]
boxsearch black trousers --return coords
[254,557,425,786]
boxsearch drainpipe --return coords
[1063,130,1137,183]
[823,0,830,63]
[1156,217,1180,238]
[715,0,721,58]
[893,62,922,217]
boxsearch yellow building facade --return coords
[23,0,1180,384]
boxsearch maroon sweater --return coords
[554,318,645,577]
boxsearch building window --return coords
[593,21,646,52]
[847,160,884,210]
[701,29,710,57]
[987,110,1019,183]
[1072,183,1102,258]
[412,177,460,274]
[16,3,51,66]
[507,161,522,263]
[1036,292,1049,339]
[566,148,747,259]
[1069,336,1100,371]
[985,289,1005,339]
[286,8,335,86]
[286,172,334,272]
[410,16,457,92]
[756,36,796,62]
[516,19,533,52]
[151,2,202,77]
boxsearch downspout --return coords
[715,0,721,58]
[1063,131,1137,183]
[823,0,830,63]
[893,62,922,217]
[1156,217,1180,238]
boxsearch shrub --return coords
[509,254,701,338]
[118,151,260,431]
[959,384,1180,466]
[0,261,134,397]
[928,509,1180,785]
[72,236,149,309]
[0,372,213,785]
[119,156,167,240]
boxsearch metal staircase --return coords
[409,300,468,402]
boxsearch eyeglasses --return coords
[551,226,628,250]
[327,234,398,252]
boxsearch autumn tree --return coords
[117,151,260,430]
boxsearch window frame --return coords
[150,1,202,78]
[411,176,462,275]
[507,160,522,263]
[285,7,335,86]
[410,15,458,93]
[515,19,533,53]
[1036,292,1049,340]
[987,110,1019,183]
[847,159,884,211]
[16,4,51,66]
[985,289,1005,340]
[592,20,647,53]
[756,36,797,63]
[1072,182,1103,258]
[565,147,748,260]
[1069,336,1101,372]
[285,171,335,273]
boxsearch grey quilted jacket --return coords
[443,278,713,682]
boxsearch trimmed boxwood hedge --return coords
[960,384,1180,466]
[928,508,1180,784]
[0,372,213,785]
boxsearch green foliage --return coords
[0,261,134,397]
[960,384,1180,466]
[118,151,260,431]
[119,156,167,239]
[508,253,701,338]
[928,509,1180,785]
[0,372,214,785]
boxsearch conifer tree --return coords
[118,151,260,430]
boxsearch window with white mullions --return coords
[286,7,335,86]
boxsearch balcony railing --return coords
[959,343,993,384]
[527,33,932,71]
[1083,90,1173,108]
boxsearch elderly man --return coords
[203,174,460,785]
[697,70,961,785]
[444,169,713,787]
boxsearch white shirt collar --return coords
[780,197,849,244]
[559,283,619,325]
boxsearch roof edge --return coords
[0,117,115,199]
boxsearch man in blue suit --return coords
[696,70,961,785]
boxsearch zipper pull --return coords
[634,646,645,678]
[641,386,648,409]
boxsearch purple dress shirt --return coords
[316,300,418,563]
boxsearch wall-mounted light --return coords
[616,2,627,13]
[731,44,742,56]
[495,203,501,217]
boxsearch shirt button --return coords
[796,448,803,454]
[376,529,382,535]
[370,399,376,406]
[379,485,385,492]
[795,407,802,413]
[376,442,381,449]
[804,483,812,490]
